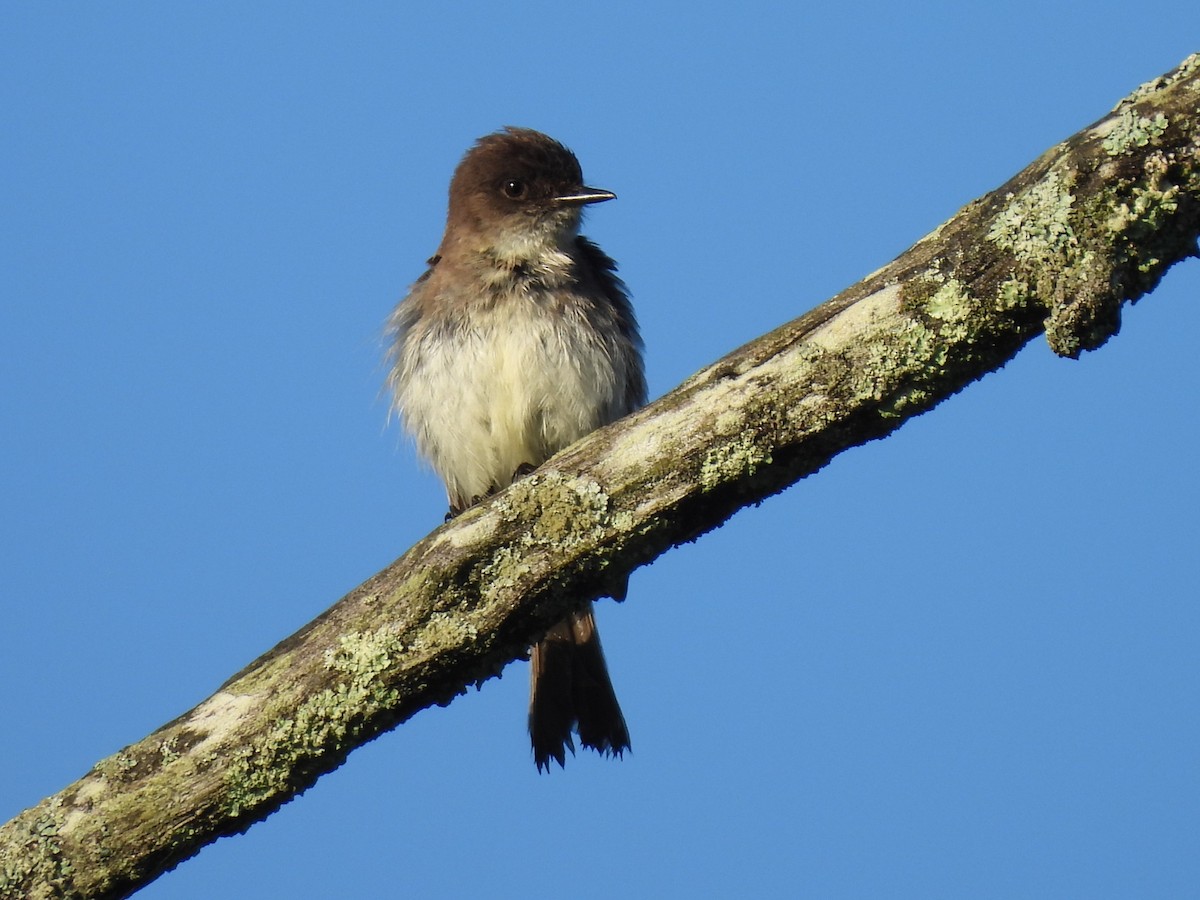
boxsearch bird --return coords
[385,127,646,771]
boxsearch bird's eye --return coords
[502,179,526,199]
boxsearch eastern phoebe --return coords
[386,127,645,771]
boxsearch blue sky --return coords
[2,5,1197,898]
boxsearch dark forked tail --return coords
[528,603,630,772]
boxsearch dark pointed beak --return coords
[554,187,616,206]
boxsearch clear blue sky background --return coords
[2,5,1197,898]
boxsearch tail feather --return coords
[528,604,629,772]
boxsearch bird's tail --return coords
[528,603,630,772]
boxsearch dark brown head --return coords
[439,127,614,260]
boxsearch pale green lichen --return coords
[880,384,933,420]
[1102,108,1169,156]
[700,430,772,489]
[479,472,621,597]
[898,274,943,313]
[408,612,479,654]
[995,278,1030,311]
[0,800,70,895]
[224,624,442,817]
[223,676,389,818]
[1106,181,1181,269]
[925,278,970,323]
[479,543,532,598]
[856,322,941,420]
[987,169,1078,264]
[158,737,180,765]
[325,629,404,677]
[502,472,611,543]
[223,527,510,816]
[899,275,973,356]
[1127,53,1200,102]
[114,753,138,772]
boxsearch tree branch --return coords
[4,53,1199,900]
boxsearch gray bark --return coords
[3,52,1199,900]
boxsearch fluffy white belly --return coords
[400,301,625,507]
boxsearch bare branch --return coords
[3,53,1199,900]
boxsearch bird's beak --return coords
[554,187,616,206]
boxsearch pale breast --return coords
[394,291,634,508]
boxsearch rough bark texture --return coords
[3,53,1199,900]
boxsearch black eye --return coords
[502,179,526,199]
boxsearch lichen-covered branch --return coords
[4,53,1199,900]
